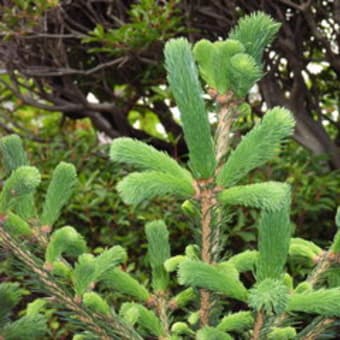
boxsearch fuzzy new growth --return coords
[0,11,339,340]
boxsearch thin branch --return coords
[0,221,142,340]
[301,317,335,340]
[21,58,126,77]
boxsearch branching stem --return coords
[155,292,171,339]
[307,251,332,286]
[215,99,238,170]
[196,93,239,326]
[301,318,335,340]
[196,179,215,326]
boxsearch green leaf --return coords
[294,282,313,294]
[51,260,72,278]
[178,260,248,301]
[170,288,197,309]
[336,206,340,228]
[110,137,192,182]
[171,322,194,336]
[226,250,258,273]
[192,39,216,88]
[45,226,87,264]
[0,282,23,327]
[72,246,127,296]
[3,211,32,237]
[145,220,170,292]
[229,12,281,64]
[117,171,194,206]
[196,326,232,340]
[218,182,291,212]
[120,302,163,337]
[229,53,262,97]
[0,134,28,174]
[26,299,47,316]
[287,288,340,317]
[41,162,77,227]
[0,133,35,219]
[164,38,216,178]
[83,292,111,315]
[188,311,200,326]
[217,311,254,333]
[217,107,295,187]
[95,246,127,279]
[289,238,322,263]
[268,327,297,340]
[249,278,289,314]
[330,231,340,254]
[0,166,41,212]
[12,193,36,220]
[193,39,245,94]
[72,254,97,296]
[164,255,186,272]
[256,207,292,281]
[283,273,293,291]
[290,238,323,255]
[101,268,150,302]
[0,314,48,340]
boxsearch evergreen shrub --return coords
[0,12,339,340]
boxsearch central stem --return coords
[215,104,233,169]
[199,182,215,326]
[201,186,214,264]
[198,93,238,326]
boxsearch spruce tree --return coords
[0,12,339,340]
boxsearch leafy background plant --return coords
[1,0,339,169]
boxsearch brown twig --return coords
[214,92,239,171]
[195,92,239,326]
[307,251,332,286]
[252,310,265,340]
[195,178,215,326]
[156,292,171,339]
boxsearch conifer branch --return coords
[272,250,338,330]
[217,107,295,187]
[164,38,216,179]
[0,134,28,174]
[0,220,142,340]
[300,317,335,340]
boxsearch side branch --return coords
[0,220,142,340]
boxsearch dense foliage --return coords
[0,13,339,339]
[0,0,339,169]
